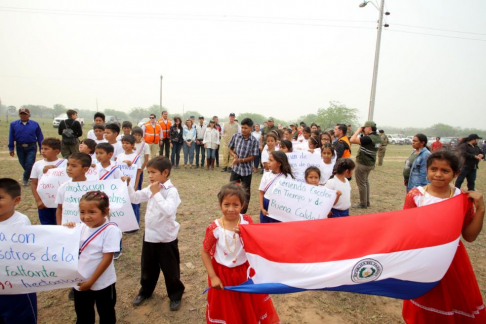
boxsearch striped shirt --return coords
[228,133,260,176]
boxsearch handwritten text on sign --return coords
[61,179,139,232]
[0,225,82,295]
[267,178,336,222]
[286,151,322,182]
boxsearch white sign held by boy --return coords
[116,155,140,189]
[268,178,336,222]
[0,225,82,294]
[286,151,322,182]
[37,167,70,208]
[61,179,139,232]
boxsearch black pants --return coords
[229,171,252,214]
[139,239,185,301]
[455,168,477,191]
[159,138,170,158]
[74,283,116,324]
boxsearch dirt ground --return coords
[1,120,485,323]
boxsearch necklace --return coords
[221,217,241,264]
[421,185,454,206]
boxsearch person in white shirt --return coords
[194,116,208,169]
[325,158,356,217]
[132,127,151,189]
[104,124,123,161]
[95,143,124,181]
[87,112,106,140]
[251,124,262,173]
[128,156,185,311]
[63,191,122,324]
[203,120,220,170]
[0,178,37,324]
[92,124,107,144]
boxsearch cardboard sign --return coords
[60,179,139,232]
[0,225,82,294]
[267,178,336,222]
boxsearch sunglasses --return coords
[150,117,155,119]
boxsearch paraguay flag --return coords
[225,194,470,299]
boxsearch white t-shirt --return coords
[134,141,150,168]
[108,142,123,161]
[76,221,122,291]
[95,161,123,180]
[259,172,290,199]
[252,131,261,143]
[0,211,31,226]
[319,161,335,185]
[116,152,142,170]
[87,129,96,140]
[261,147,279,164]
[94,138,107,144]
[325,177,351,211]
[55,179,72,206]
[30,158,65,180]
[89,153,98,165]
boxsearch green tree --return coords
[296,113,318,126]
[104,109,128,120]
[316,101,359,130]
[427,123,458,137]
[237,113,267,125]
[52,104,66,117]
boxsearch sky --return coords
[0,0,485,128]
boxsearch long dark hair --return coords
[415,133,430,151]
[173,117,182,130]
[330,158,356,178]
[270,151,294,179]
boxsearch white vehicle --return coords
[387,134,405,145]
[52,114,84,128]
[138,118,150,127]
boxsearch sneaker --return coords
[68,288,75,301]
[113,252,122,260]
[195,165,199,169]
[221,168,228,172]
[170,300,182,311]
[367,202,371,207]
[352,204,367,209]
[132,294,149,306]
[22,179,29,187]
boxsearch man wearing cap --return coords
[158,110,171,158]
[220,113,240,172]
[260,117,278,152]
[8,108,44,186]
[350,121,382,208]
[377,130,389,166]
[213,116,221,167]
[455,134,484,191]
[194,116,207,169]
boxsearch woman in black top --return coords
[169,116,184,168]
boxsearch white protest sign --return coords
[286,151,323,182]
[116,163,138,188]
[0,225,82,295]
[267,178,336,222]
[85,167,99,182]
[61,179,139,232]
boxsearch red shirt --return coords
[431,141,442,152]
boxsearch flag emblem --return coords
[352,259,383,283]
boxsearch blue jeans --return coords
[0,293,37,324]
[38,208,57,225]
[183,142,195,165]
[455,168,477,191]
[206,148,216,159]
[195,144,206,166]
[171,142,182,166]
[16,144,37,181]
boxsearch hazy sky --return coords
[0,0,485,128]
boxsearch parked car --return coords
[398,134,411,145]
[105,116,121,127]
[440,137,460,151]
[52,114,84,128]
[138,117,150,127]
[387,134,405,145]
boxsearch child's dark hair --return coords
[131,127,143,136]
[121,135,136,145]
[67,109,78,118]
[303,126,311,134]
[42,137,62,151]
[81,139,96,154]
[146,156,171,176]
[331,158,356,178]
[312,130,320,137]
[271,129,284,141]
[217,182,247,208]
[426,151,461,174]
[305,166,321,180]
[0,178,21,198]
[270,151,294,179]
[280,140,293,152]
[105,123,120,135]
[321,143,335,156]
[240,118,254,127]
[96,143,114,154]
[94,112,105,121]
[93,124,105,131]
[266,133,278,143]
[309,135,321,149]
[321,132,332,142]
[122,121,133,129]
[80,191,110,215]
[68,152,92,168]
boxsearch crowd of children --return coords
[1,113,485,324]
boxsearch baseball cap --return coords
[362,121,376,128]
[468,134,483,140]
[189,115,195,119]
[19,108,30,115]
[229,113,235,116]
[268,117,274,122]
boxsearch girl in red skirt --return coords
[201,183,280,324]
[402,151,485,323]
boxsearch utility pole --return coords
[96,98,99,112]
[160,75,163,114]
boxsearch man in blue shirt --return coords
[8,108,44,186]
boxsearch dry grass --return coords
[1,118,485,323]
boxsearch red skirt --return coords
[206,258,280,324]
[403,241,486,323]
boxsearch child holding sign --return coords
[0,178,37,324]
[325,158,355,217]
[259,151,294,223]
[202,183,280,323]
[95,143,123,181]
[64,191,122,324]
[308,134,321,154]
[30,137,64,225]
[261,133,279,172]
[128,156,185,311]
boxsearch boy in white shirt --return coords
[128,156,185,311]
[30,137,65,225]
[95,143,123,180]
[0,178,37,323]
[132,127,150,190]
[87,112,106,140]
[104,124,123,161]
[93,124,107,144]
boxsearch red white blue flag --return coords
[225,194,470,299]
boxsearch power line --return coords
[0,74,156,81]
[393,23,486,36]
[386,29,486,42]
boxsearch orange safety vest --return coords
[339,136,352,158]
[144,122,161,144]
[158,118,172,139]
